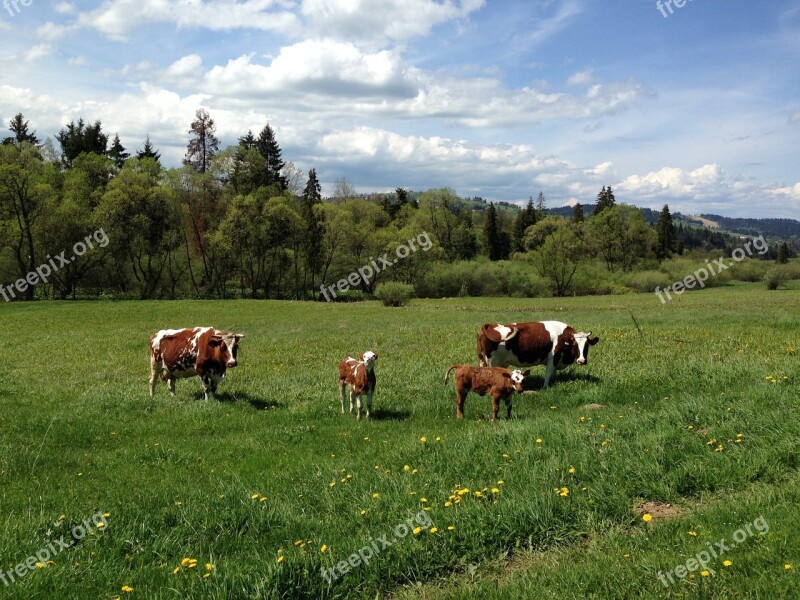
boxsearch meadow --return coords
[0,284,798,599]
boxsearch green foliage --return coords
[764,265,789,290]
[586,204,655,272]
[592,185,615,215]
[374,280,415,306]
[416,260,551,298]
[655,204,676,260]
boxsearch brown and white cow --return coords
[338,351,377,420]
[149,327,245,400]
[444,365,529,421]
[477,321,599,388]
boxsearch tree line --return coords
[0,111,788,301]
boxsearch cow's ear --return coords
[209,335,224,347]
[588,334,599,345]
[523,370,530,377]
[481,324,503,343]
[235,333,245,340]
[501,372,511,379]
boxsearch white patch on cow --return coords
[151,328,185,351]
[493,325,515,341]
[573,331,592,365]
[510,369,525,385]
[361,351,377,371]
[488,343,522,367]
[540,321,568,346]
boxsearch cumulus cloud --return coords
[24,45,54,62]
[567,68,594,86]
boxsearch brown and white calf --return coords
[338,352,377,420]
[444,365,529,421]
[477,321,598,388]
[149,327,245,400]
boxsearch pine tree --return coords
[572,202,584,223]
[136,135,161,163]
[56,118,108,167]
[3,113,39,146]
[184,108,219,173]
[536,190,546,211]
[108,134,129,169]
[512,197,537,252]
[655,204,676,260]
[777,241,789,264]
[484,202,502,261]
[302,169,325,294]
[255,124,286,191]
[593,186,616,216]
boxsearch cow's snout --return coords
[577,358,586,365]
[227,358,237,368]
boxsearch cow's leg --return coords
[365,388,373,419]
[355,394,362,421]
[491,393,500,422]
[149,357,158,397]
[339,380,346,413]
[167,376,176,397]
[455,388,467,419]
[199,373,214,400]
[543,356,555,388]
[349,387,355,414]
[504,393,513,419]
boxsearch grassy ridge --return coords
[0,285,797,598]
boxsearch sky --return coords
[0,0,798,218]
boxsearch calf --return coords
[478,321,598,388]
[444,365,529,421]
[149,327,245,400]
[338,351,377,420]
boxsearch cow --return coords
[338,351,377,420]
[149,327,245,400]
[444,365,529,421]
[477,321,599,388]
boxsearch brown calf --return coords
[444,365,529,421]
[338,351,377,420]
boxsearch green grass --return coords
[0,284,798,599]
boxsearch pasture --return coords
[0,284,798,599]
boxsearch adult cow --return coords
[477,321,598,388]
[149,327,245,400]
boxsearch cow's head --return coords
[360,351,378,371]
[211,332,245,368]
[573,331,599,365]
[508,369,530,393]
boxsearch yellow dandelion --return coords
[642,514,653,522]
[205,563,214,571]
[121,585,134,593]
[568,467,576,474]
[700,570,710,577]
[536,438,542,444]
[58,514,66,521]
[502,453,509,459]
[251,493,259,499]
[420,498,428,503]
[260,497,267,502]
[35,562,45,569]
[687,425,694,430]
[723,560,732,567]
[412,527,422,535]
[96,522,105,528]
[447,525,456,531]
[689,530,698,537]
[403,465,411,471]
[785,564,792,570]
[411,469,418,474]
[294,539,303,546]
[420,437,427,443]
[559,487,570,497]
[329,481,336,487]
[172,567,181,574]
[491,487,500,494]
[444,501,452,507]
[181,558,192,567]
[436,436,441,441]
[203,573,211,579]
[372,493,380,499]
[360,510,366,516]
[320,545,328,553]
[497,480,504,485]
[277,556,285,564]
[429,527,438,534]
[103,512,111,518]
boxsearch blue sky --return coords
[1,0,798,217]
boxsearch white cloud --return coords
[24,44,54,62]
[55,2,76,14]
[67,56,88,66]
[567,68,594,86]
[789,110,800,124]
[37,21,76,41]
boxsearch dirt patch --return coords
[637,501,683,520]
[581,403,604,410]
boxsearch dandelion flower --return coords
[403,465,411,471]
[497,480,505,485]
[568,467,576,474]
[429,527,438,534]
[420,498,427,503]
[689,530,698,537]
[121,585,134,593]
[420,437,427,443]
[172,567,181,574]
[559,487,570,497]
[35,562,45,569]
[536,438,542,444]
[491,488,500,494]
[412,469,418,474]
[320,545,328,553]
[205,563,214,571]
[413,527,422,535]
[372,493,380,499]
[785,564,792,570]
[277,556,285,564]
[360,510,366,516]
[447,525,456,531]
[723,560,732,567]
[444,501,452,507]
[700,570,710,577]
[642,514,653,522]
[251,493,259,499]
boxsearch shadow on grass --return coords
[365,407,412,421]
[212,390,286,410]
[521,370,601,391]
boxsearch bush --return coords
[415,260,551,299]
[728,259,770,282]
[621,270,673,294]
[374,281,415,306]
[764,266,790,290]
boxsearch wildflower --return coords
[497,480,504,485]
[568,467,576,474]
[412,469,418,474]
[642,514,652,522]
[559,487,569,497]
[251,493,259,499]
[785,564,792,570]
[420,498,427,503]
[420,437,427,443]
[320,545,328,553]
[172,567,181,574]
[444,501,452,507]
[491,488,500,494]
[723,560,732,567]
[329,482,336,487]
[360,510,366,516]
[700,570,710,577]
[277,556,284,564]
[96,522,106,528]
[502,453,509,459]
[121,586,134,593]
[429,527,438,534]
[403,465,411,471]
[260,497,267,502]
[413,527,422,535]
[436,436,441,441]
[372,493,380,499]
[715,444,724,452]
[35,562,45,569]
[536,438,542,444]
[447,525,456,530]
[689,530,698,537]
[205,563,214,571]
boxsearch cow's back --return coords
[484,322,555,367]
[152,327,203,373]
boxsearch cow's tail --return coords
[444,365,458,386]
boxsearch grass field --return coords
[0,284,798,599]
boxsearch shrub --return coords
[622,270,673,293]
[374,281,415,306]
[764,266,790,290]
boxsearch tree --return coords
[586,204,655,272]
[301,168,325,296]
[3,113,39,146]
[593,185,616,216]
[56,119,108,168]
[512,198,537,252]
[535,190,546,212]
[184,108,219,173]
[777,241,790,264]
[107,134,129,169]
[255,124,286,191]
[572,202,584,223]
[484,202,504,260]
[333,177,356,201]
[655,204,676,260]
[525,217,584,296]
[136,135,161,163]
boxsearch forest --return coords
[1,110,795,301]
